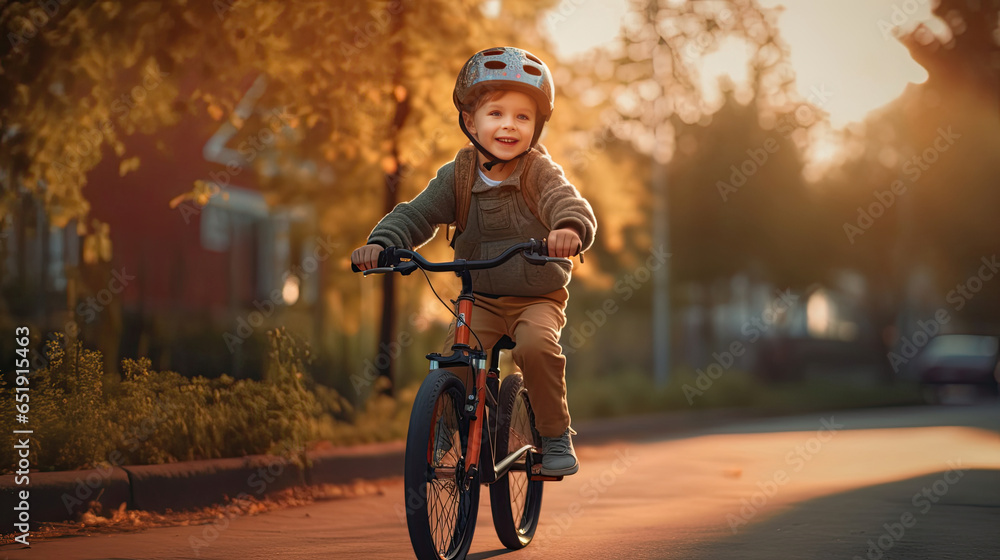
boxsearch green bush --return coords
[0,336,115,472]
[312,378,416,446]
[0,329,325,473]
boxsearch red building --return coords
[2,78,320,379]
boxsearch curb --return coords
[306,442,405,486]
[1,467,131,527]
[125,455,307,512]
[0,443,409,527]
[0,408,755,527]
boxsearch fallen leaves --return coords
[0,478,394,545]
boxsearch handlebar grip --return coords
[352,246,394,273]
[377,248,393,268]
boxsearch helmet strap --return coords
[459,115,530,172]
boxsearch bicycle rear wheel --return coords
[404,369,480,560]
[490,372,544,549]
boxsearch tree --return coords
[892,0,1000,328]
[2,0,573,394]
[812,0,1000,334]
[607,0,842,284]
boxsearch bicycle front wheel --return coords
[490,372,544,549]
[404,369,481,560]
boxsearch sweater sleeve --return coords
[528,153,598,251]
[367,160,458,250]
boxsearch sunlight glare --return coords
[802,126,846,182]
[542,0,629,61]
[544,0,945,129]
[757,0,939,128]
[698,37,753,112]
[480,0,501,19]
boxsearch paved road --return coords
[3,404,1000,559]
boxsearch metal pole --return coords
[650,1,671,387]
[652,159,670,387]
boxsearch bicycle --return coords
[352,239,572,560]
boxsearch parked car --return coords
[913,334,1000,403]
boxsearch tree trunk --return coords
[375,3,410,397]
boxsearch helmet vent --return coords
[525,54,542,64]
[484,60,507,70]
[523,65,542,76]
[483,49,506,56]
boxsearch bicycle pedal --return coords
[530,474,564,482]
[529,462,564,482]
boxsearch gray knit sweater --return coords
[367,148,597,297]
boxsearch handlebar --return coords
[351,239,572,276]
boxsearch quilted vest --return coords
[452,145,548,236]
[449,145,570,296]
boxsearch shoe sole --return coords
[539,461,579,477]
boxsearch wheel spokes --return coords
[427,389,467,556]
[508,393,534,530]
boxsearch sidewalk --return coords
[0,408,756,527]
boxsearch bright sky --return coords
[543,0,944,129]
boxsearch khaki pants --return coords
[443,288,571,438]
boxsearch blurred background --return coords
[1,0,998,468]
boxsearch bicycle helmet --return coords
[453,47,555,170]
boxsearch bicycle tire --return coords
[490,373,544,549]
[404,369,481,560]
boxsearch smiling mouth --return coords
[496,137,519,145]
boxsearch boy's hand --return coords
[351,244,384,271]
[547,228,582,258]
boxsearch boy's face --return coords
[462,90,537,161]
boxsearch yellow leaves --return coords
[50,210,73,229]
[229,112,246,129]
[380,155,398,175]
[269,34,294,54]
[167,193,189,209]
[358,143,382,166]
[5,0,582,285]
[208,103,225,121]
[279,106,309,129]
[341,143,359,160]
[119,156,140,176]
[364,87,384,106]
[169,179,229,209]
[254,2,286,33]
[393,85,408,103]
[82,220,112,264]
[319,58,340,76]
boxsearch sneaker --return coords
[433,415,454,464]
[540,428,579,476]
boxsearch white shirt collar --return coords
[476,167,503,188]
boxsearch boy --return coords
[351,47,596,476]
